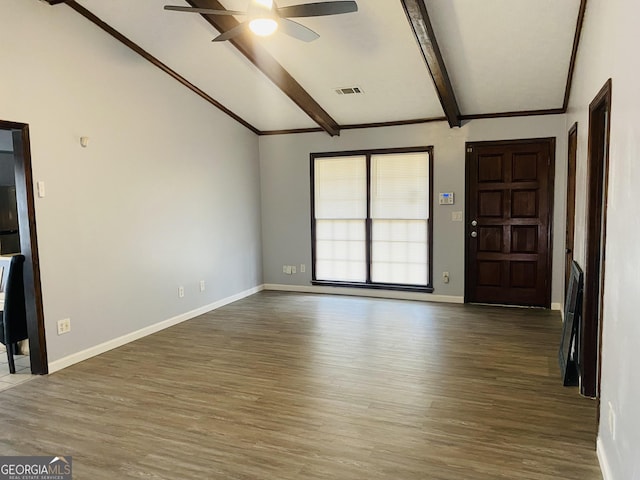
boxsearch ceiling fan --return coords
[164,0,358,42]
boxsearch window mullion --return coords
[366,154,372,284]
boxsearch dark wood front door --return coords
[465,138,555,307]
[565,123,578,297]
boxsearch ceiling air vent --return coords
[335,86,364,95]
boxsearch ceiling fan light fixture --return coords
[254,0,274,9]
[249,18,278,36]
[164,0,358,42]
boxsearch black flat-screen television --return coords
[559,260,584,386]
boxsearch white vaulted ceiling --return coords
[75,0,318,132]
[426,0,580,115]
[254,0,446,125]
[64,0,582,134]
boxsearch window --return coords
[311,147,433,291]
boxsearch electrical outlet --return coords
[178,286,185,298]
[300,264,306,273]
[57,318,71,335]
[283,265,287,273]
[292,266,297,274]
[199,280,206,292]
[285,265,293,275]
[443,272,450,284]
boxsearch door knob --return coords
[471,220,478,227]
[471,231,477,238]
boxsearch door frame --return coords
[581,79,612,399]
[0,119,48,374]
[565,123,578,297]
[464,137,556,308]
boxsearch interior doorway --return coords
[565,123,578,297]
[580,79,612,399]
[0,120,48,375]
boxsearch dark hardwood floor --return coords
[0,292,601,479]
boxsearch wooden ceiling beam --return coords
[401,0,461,128]
[186,0,341,136]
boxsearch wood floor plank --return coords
[0,292,600,479]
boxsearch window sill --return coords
[311,280,434,294]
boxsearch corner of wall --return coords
[597,436,614,480]
[48,285,264,374]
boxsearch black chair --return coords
[0,255,28,374]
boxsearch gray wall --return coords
[0,152,16,186]
[0,131,13,151]
[0,0,262,364]
[259,115,567,306]
[566,0,640,477]
[0,132,15,186]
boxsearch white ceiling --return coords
[77,0,317,131]
[72,0,582,133]
[252,0,446,125]
[426,0,580,115]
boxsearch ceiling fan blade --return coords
[212,22,248,42]
[279,18,320,42]
[277,1,357,18]
[164,5,246,16]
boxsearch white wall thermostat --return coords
[439,192,455,205]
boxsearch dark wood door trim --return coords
[581,79,612,398]
[565,123,578,297]
[464,137,556,308]
[0,120,48,375]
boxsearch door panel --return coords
[478,226,502,252]
[512,153,538,181]
[478,191,503,216]
[465,139,554,307]
[511,226,537,253]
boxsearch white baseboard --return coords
[48,285,264,374]
[597,436,613,480]
[551,302,563,311]
[263,283,464,304]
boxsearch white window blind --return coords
[314,156,367,282]
[313,150,431,288]
[371,152,429,285]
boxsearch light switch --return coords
[37,181,46,198]
[452,211,463,222]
